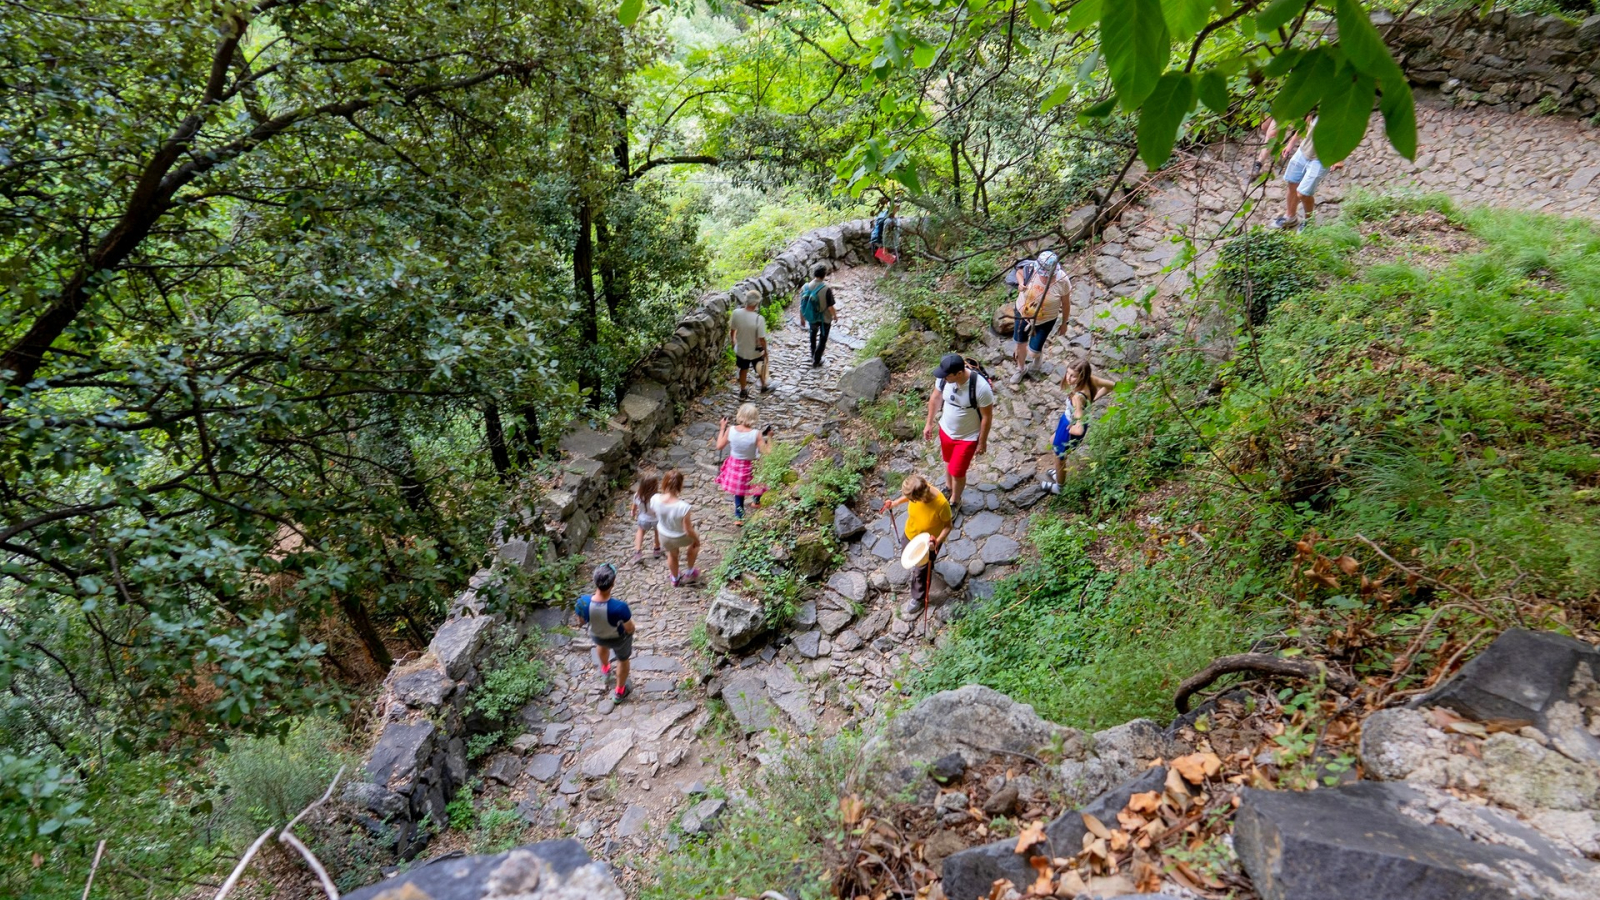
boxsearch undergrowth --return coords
[919,196,1600,728]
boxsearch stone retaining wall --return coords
[342,220,874,852]
[1387,9,1600,114]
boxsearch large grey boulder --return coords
[863,685,1084,797]
[392,665,453,709]
[1235,781,1600,900]
[429,615,497,680]
[705,588,767,654]
[942,766,1166,900]
[838,357,891,404]
[1579,14,1600,49]
[558,426,627,465]
[834,504,867,541]
[366,720,437,790]
[720,671,777,734]
[342,781,409,820]
[1059,718,1187,806]
[344,840,620,900]
[1414,628,1600,765]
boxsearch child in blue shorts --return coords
[1043,354,1114,495]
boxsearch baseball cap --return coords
[933,353,966,378]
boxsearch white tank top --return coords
[727,426,760,460]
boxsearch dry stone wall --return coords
[344,220,874,853]
[1386,9,1600,114]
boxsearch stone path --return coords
[476,90,1600,877]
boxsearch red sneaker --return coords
[615,684,631,702]
[601,662,612,675]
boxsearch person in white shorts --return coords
[1272,116,1343,231]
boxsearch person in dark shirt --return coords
[573,563,637,701]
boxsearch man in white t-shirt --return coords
[729,290,773,399]
[922,353,993,510]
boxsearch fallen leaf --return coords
[1028,856,1055,895]
[1054,870,1089,897]
[1443,720,1489,738]
[1337,555,1360,575]
[1086,837,1108,860]
[1116,810,1148,830]
[1127,791,1161,814]
[1172,752,1223,783]
[1081,812,1111,840]
[1015,820,1047,854]
[1108,830,1130,853]
[1164,767,1191,798]
[840,795,866,825]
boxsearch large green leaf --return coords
[1042,81,1076,113]
[1137,71,1196,169]
[1102,0,1171,110]
[1271,47,1333,121]
[1066,0,1105,31]
[1161,0,1211,42]
[1312,67,1377,164]
[618,0,643,26]
[1255,0,1306,34]
[1197,70,1230,115]
[1335,0,1404,83]
[1028,0,1056,29]
[1378,75,1417,161]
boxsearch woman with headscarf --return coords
[1011,249,1071,386]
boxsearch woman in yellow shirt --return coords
[881,473,953,615]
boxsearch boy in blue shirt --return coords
[573,563,637,701]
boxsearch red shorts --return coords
[939,428,979,479]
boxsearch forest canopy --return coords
[0,0,1417,895]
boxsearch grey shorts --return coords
[594,631,633,661]
[660,531,695,552]
[636,514,657,531]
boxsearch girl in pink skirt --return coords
[715,402,770,524]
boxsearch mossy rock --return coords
[790,533,833,580]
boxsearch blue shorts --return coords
[1284,154,1327,196]
[1012,315,1057,352]
[1052,413,1087,457]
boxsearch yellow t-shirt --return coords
[905,489,953,540]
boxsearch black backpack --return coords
[936,357,992,409]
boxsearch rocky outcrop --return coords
[863,685,1086,798]
[345,839,621,900]
[1384,9,1600,115]
[1058,718,1187,807]
[705,587,767,654]
[837,356,891,407]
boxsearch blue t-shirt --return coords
[575,594,632,632]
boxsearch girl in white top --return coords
[715,402,770,524]
[630,472,662,564]
[650,468,700,586]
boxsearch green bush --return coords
[644,732,864,900]
[211,716,359,848]
[1213,227,1318,325]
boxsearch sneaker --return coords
[615,684,631,702]
[760,381,775,393]
[601,662,612,675]
[652,547,663,558]
[739,388,750,400]
[631,551,644,565]
[900,598,923,617]
[1008,368,1026,387]
[1250,160,1263,177]
[1270,215,1299,230]
[1296,216,1311,233]
[684,567,700,584]
[670,573,682,587]
[1041,478,1061,495]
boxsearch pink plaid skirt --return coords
[715,457,766,497]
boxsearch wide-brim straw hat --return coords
[901,533,931,569]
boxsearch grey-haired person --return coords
[729,290,773,399]
[573,563,637,701]
[1011,250,1071,386]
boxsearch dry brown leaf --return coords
[1054,870,1089,897]
[1171,752,1223,783]
[840,795,866,826]
[1087,837,1108,860]
[1443,719,1489,738]
[1117,810,1148,830]
[1108,831,1131,853]
[1337,555,1360,575]
[1127,790,1161,814]
[1015,820,1047,854]
[1165,767,1191,798]
[1028,856,1055,896]
[987,880,1016,900]
[1081,812,1112,840]
[1168,860,1207,892]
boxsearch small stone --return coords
[542,723,572,746]
[979,535,1021,565]
[793,630,822,658]
[663,747,687,768]
[618,804,650,838]
[935,791,969,815]
[934,559,968,589]
[577,820,598,839]
[681,779,707,796]
[967,559,986,576]
[485,753,522,785]
[597,699,616,716]
[680,798,727,835]
[818,608,854,636]
[580,729,635,778]
[983,783,1020,816]
[524,753,561,783]
[827,570,869,602]
[510,732,540,754]
[834,505,867,541]
[961,512,1003,539]
[834,629,864,652]
[929,752,967,784]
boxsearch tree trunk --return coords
[573,197,600,400]
[339,594,393,669]
[484,404,511,482]
[515,403,541,465]
[949,140,962,208]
